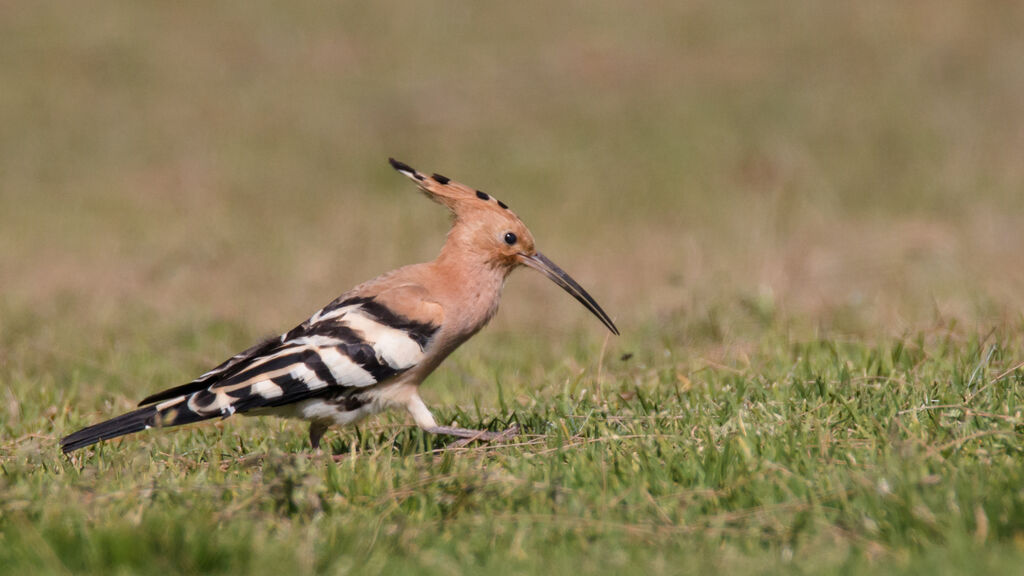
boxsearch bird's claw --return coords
[426,423,520,447]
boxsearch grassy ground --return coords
[3,1,1024,574]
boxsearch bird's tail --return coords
[60,398,209,454]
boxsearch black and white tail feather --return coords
[60,295,438,453]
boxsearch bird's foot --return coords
[425,423,519,447]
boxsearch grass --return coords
[4,1,1024,574]
[6,315,1024,574]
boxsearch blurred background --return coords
[1,1,1023,356]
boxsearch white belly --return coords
[249,380,421,427]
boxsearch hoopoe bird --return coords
[60,159,618,454]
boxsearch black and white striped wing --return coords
[60,292,442,453]
[145,295,440,420]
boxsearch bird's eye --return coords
[503,232,517,245]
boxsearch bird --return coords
[60,158,619,454]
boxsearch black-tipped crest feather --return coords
[388,158,424,180]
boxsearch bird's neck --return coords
[428,237,511,338]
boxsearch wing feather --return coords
[137,287,442,419]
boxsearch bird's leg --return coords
[309,422,329,450]
[443,424,521,448]
[423,425,509,441]
[407,393,517,444]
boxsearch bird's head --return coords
[389,158,618,335]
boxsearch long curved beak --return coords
[518,252,619,335]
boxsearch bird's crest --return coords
[388,158,513,216]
